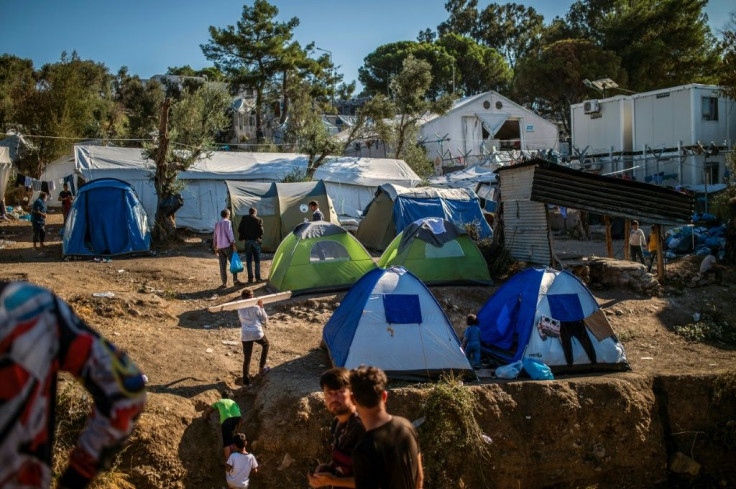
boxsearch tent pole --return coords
[604,215,613,258]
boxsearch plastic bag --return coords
[495,360,523,379]
[523,358,554,380]
[230,252,244,274]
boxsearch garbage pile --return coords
[664,213,726,260]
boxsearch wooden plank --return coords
[604,216,613,258]
[208,291,292,313]
[655,224,665,281]
[623,219,631,260]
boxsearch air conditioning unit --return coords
[583,100,600,114]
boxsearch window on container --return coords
[702,97,718,121]
[310,240,350,262]
[705,162,719,185]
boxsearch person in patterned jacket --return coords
[0,281,147,488]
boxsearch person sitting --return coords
[699,248,725,284]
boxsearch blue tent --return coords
[477,267,629,374]
[62,178,151,257]
[323,266,473,380]
[356,184,492,251]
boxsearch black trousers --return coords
[242,336,269,384]
[559,320,597,367]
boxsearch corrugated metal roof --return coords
[504,200,551,265]
[497,159,692,225]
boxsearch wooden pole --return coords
[623,219,631,260]
[655,224,665,281]
[208,291,293,313]
[604,215,613,258]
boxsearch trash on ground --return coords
[92,292,115,298]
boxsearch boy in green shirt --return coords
[204,390,243,461]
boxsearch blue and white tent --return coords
[477,267,629,374]
[323,266,473,380]
[63,178,151,257]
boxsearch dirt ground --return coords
[2,211,735,487]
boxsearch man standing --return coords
[308,368,365,488]
[237,207,264,283]
[349,366,423,489]
[58,182,74,226]
[239,288,269,387]
[309,200,324,221]
[213,209,244,289]
[0,281,146,488]
[31,191,48,249]
[628,220,647,265]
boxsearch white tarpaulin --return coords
[314,157,421,218]
[475,113,508,137]
[74,146,310,232]
[428,165,497,191]
[0,147,11,198]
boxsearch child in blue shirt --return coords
[462,314,482,368]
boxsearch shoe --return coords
[247,278,254,283]
[217,284,227,289]
[234,280,247,286]
[260,366,270,374]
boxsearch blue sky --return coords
[1,0,732,90]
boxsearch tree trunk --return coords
[256,87,264,143]
[280,70,289,125]
[153,98,177,242]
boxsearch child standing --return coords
[226,433,259,489]
[462,314,482,368]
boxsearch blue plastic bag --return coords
[230,252,244,274]
[523,358,554,380]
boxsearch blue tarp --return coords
[393,195,492,239]
[63,178,151,256]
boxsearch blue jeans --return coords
[465,343,481,367]
[244,240,261,281]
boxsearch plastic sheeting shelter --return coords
[356,184,492,251]
[323,266,473,380]
[477,268,629,374]
[313,157,421,218]
[0,147,11,198]
[62,178,151,257]
[226,180,339,253]
[268,221,377,295]
[74,146,310,232]
[378,218,492,285]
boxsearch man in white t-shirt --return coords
[699,248,724,284]
[226,433,259,488]
[238,288,270,387]
[628,220,647,265]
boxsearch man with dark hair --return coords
[349,366,423,489]
[700,247,725,284]
[31,191,48,249]
[309,200,324,221]
[239,288,269,387]
[225,432,259,489]
[308,368,365,488]
[237,207,264,283]
[0,281,146,488]
[628,220,647,265]
[204,389,243,462]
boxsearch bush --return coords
[418,375,491,488]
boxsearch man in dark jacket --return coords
[238,207,264,282]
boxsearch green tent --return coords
[269,221,377,294]
[378,218,492,285]
[227,180,339,252]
